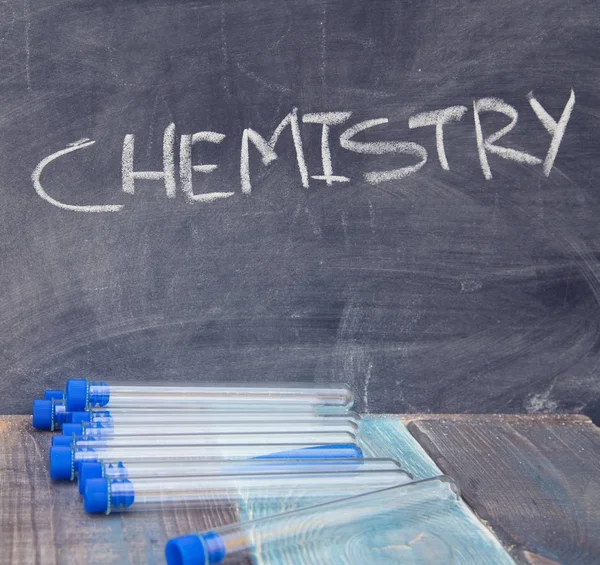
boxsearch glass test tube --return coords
[86,409,361,428]
[54,431,357,449]
[65,379,353,412]
[49,443,363,480]
[77,457,407,496]
[62,417,359,439]
[83,467,414,514]
[165,477,460,565]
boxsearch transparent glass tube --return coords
[65,379,353,412]
[64,431,357,448]
[76,418,359,438]
[77,458,407,496]
[165,477,460,565]
[49,442,363,481]
[87,409,361,427]
[83,467,414,514]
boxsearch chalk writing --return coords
[32,91,575,212]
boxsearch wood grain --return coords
[407,414,600,565]
[0,416,250,565]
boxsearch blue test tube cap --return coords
[61,423,83,436]
[72,411,91,424]
[52,435,74,447]
[44,389,64,401]
[84,478,134,513]
[84,478,109,513]
[165,532,226,565]
[32,400,53,430]
[65,379,87,411]
[78,461,104,495]
[49,446,74,480]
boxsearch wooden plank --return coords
[407,415,600,565]
[0,416,250,565]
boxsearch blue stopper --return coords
[61,423,82,436]
[84,478,109,513]
[78,461,104,495]
[65,379,88,411]
[44,389,64,401]
[32,400,53,430]
[165,532,226,565]
[88,381,110,407]
[84,478,134,514]
[72,411,91,424]
[256,444,363,460]
[49,446,73,480]
[52,435,74,447]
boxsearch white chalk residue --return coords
[241,108,308,194]
[364,362,373,414]
[32,140,124,213]
[461,279,482,292]
[473,98,542,180]
[340,118,427,184]
[525,389,559,413]
[303,112,351,184]
[528,89,575,176]
[122,123,177,197]
[23,0,31,91]
[180,132,234,202]
[408,105,468,170]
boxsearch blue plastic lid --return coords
[65,379,88,411]
[84,478,134,514]
[84,478,109,513]
[71,411,91,424]
[256,444,363,460]
[52,435,74,447]
[61,423,82,436]
[49,446,74,480]
[78,461,104,495]
[44,389,64,401]
[165,532,226,565]
[32,400,53,430]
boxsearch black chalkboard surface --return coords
[1,0,599,420]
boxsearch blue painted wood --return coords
[237,416,515,565]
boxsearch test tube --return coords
[64,379,353,412]
[87,409,361,429]
[78,457,406,495]
[83,467,414,514]
[165,476,459,565]
[53,431,357,450]
[61,416,359,439]
[32,398,70,431]
[49,443,363,480]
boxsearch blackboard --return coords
[1,0,599,421]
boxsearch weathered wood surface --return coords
[0,416,250,565]
[407,414,600,565]
[3,414,600,565]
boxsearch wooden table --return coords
[1,414,599,565]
